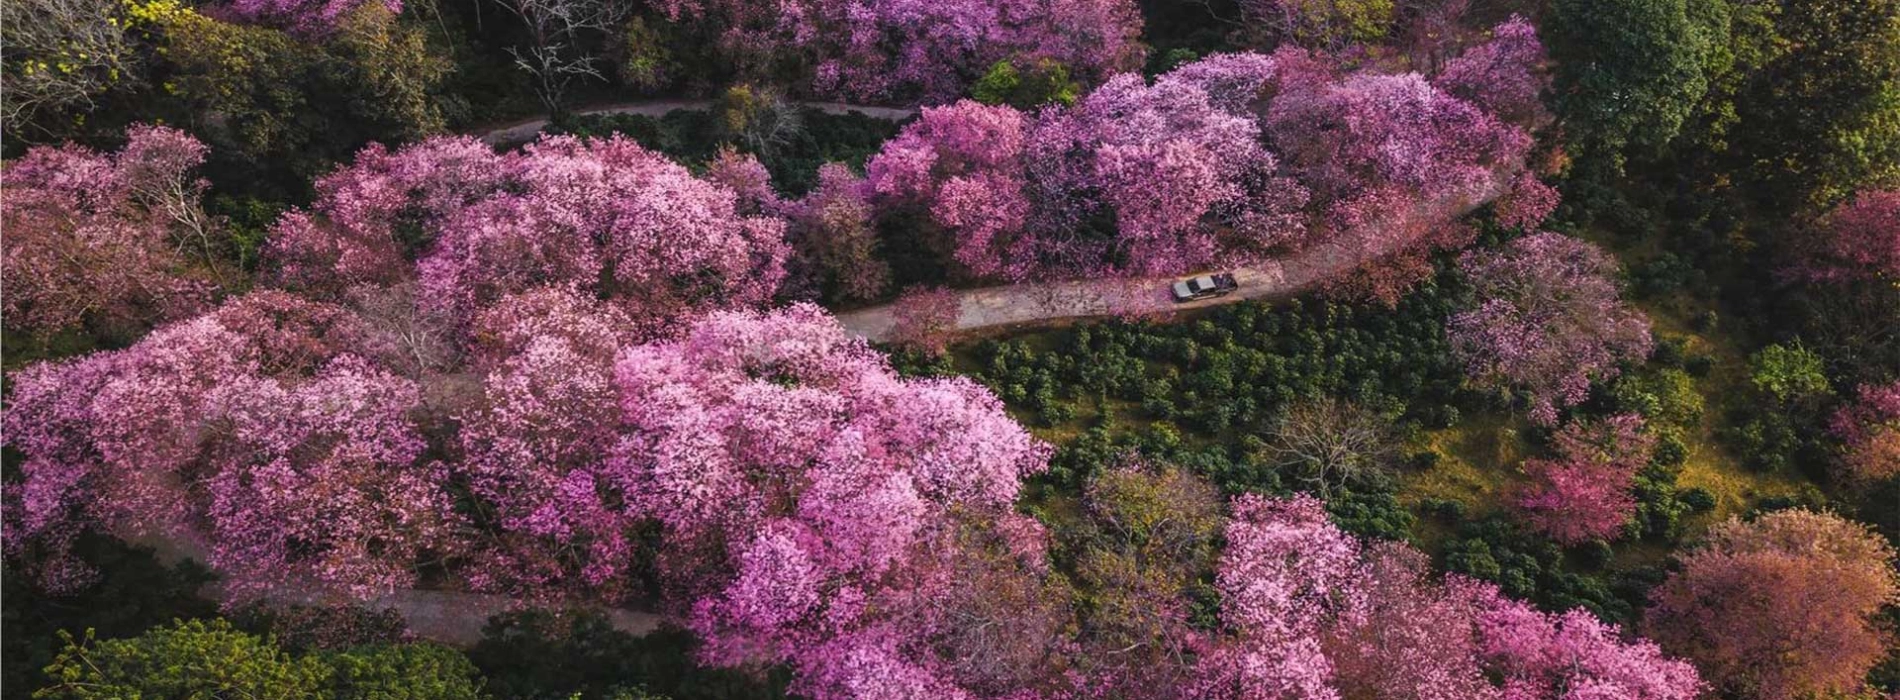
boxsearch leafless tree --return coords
[716,84,805,158]
[499,0,626,119]
[347,283,458,379]
[1261,398,1400,497]
[1,0,138,134]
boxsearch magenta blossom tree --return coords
[1515,413,1658,544]
[1450,232,1654,424]
[1192,493,1703,699]
[1830,381,1900,483]
[649,0,1145,104]
[860,30,1543,288]
[1,292,461,599]
[267,134,788,340]
[1809,189,1900,284]
[1,124,222,337]
[211,0,401,35]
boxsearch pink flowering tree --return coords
[651,0,1145,104]
[1,292,461,599]
[863,59,1311,281]
[1450,233,1654,425]
[598,304,1059,697]
[1192,493,1703,699]
[267,134,788,340]
[1809,189,1900,283]
[212,0,401,36]
[888,286,963,354]
[787,164,891,302]
[2,125,223,338]
[1432,16,1550,129]
[1830,381,1900,482]
[1514,414,1658,544]
[858,34,1545,289]
[1646,509,1899,699]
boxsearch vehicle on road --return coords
[1171,273,1239,302]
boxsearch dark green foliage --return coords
[34,618,485,699]
[1715,0,1900,205]
[206,194,288,274]
[1441,517,1651,624]
[2,536,217,695]
[469,611,788,700]
[1548,0,1732,167]
[551,108,902,195]
[954,287,1465,476]
[1678,487,1718,512]
[970,59,1080,110]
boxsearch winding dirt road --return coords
[111,104,1508,648]
[836,174,1513,343]
[477,99,919,145]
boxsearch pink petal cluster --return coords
[1810,189,1900,283]
[266,134,788,340]
[1432,15,1550,128]
[1514,414,1658,544]
[2,292,458,600]
[861,26,1543,284]
[1194,494,1703,700]
[1450,233,1654,425]
[653,0,1145,103]
[212,0,401,36]
[1,125,217,336]
[1830,381,1900,482]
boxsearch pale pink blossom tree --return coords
[1514,414,1657,544]
[267,134,788,340]
[2,125,222,337]
[1830,381,1900,483]
[1193,493,1703,700]
[1450,233,1654,424]
[2,292,460,599]
[1809,189,1900,283]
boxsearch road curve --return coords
[478,99,919,145]
[99,114,1507,649]
[837,171,1514,343]
[129,532,665,647]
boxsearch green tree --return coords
[970,59,1080,110]
[1549,0,1733,168]
[37,620,328,699]
[1748,342,1832,403]
[34,619,488,699]
[1724,0,1900,204]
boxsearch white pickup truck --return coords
[1171,272,1239,302]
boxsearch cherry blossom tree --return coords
[859,34,1544,288]
[888,286,963,354]
[1514,414,1657,544]
[2,125,222,337]
[2,292,460,599]
[213,0,401,36]
[650,0,1146,104]
[600,304,1058,698]
[786,163,891,302]
[1193,493,1703,699]
[1646,509,1900,699]
[1449,233,1654,424]
[1810,189,1900,283]
[1432,15,1549,129]
[267,134,788,340]
[1831,381,1900,482]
